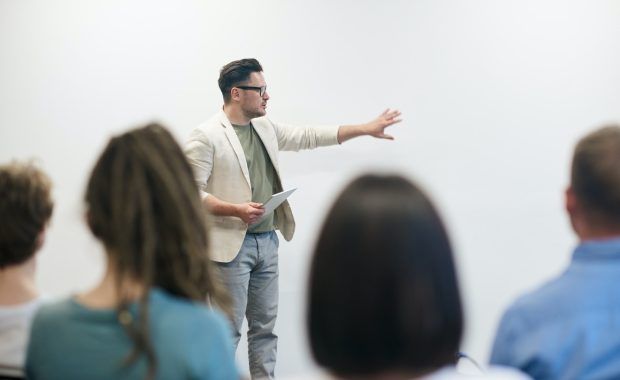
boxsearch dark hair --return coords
[571,125,620,227]
[0,161,53,269]
[218,58,263,103]
[85,123,230,378]
[308,174,463,377]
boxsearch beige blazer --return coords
[184,110,339,262]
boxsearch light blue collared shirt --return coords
[490,237,620,380]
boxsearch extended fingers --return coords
[380,108,400,117]
[387,117,402,126]
[385,109,401,120]
[379,109,401,125]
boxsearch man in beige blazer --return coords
[184,58,401,379]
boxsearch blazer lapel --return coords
[252,119,280,174]
[219,112,252,189]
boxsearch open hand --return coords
[366,109,402,140]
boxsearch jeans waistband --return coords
[246,230,275,236]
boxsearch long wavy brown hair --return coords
[85,123,230,379]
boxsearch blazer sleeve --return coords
[184,129,214,200]
[270,119,340,151]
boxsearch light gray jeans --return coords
[216,231,279,380]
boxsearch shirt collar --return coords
[573,236,620,262]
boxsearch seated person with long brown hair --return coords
[0,161,53,379]
[304,174,529,380]
[25,124,238,380]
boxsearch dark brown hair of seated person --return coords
[0,161,53,269]
[308,174,463,378]
[85,123,230,379]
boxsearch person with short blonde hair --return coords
[491,125,620,379]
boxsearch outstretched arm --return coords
[337,108,402,144]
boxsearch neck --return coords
[77,259,145,309]
[223,103,251,125]
[573,217,620,242]
[0,257,39,305]
[579,230,620,242]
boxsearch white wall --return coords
[2,0,620,377]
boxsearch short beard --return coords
[243,108,266,120]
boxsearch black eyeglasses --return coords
[236,85,267,97]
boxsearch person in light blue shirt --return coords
[26,124,238,380]
[490,124,620,380]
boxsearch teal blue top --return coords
[26,288,238,380]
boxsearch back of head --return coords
[308,174,463,378]
[0,161,53,269]
[571,125,620,228]
[218,58,263,103]
[85,123,223,303]
[85,123,229,378]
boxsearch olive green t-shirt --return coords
[232,123,277,232]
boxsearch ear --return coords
[230,87,241,102]
[85,210,96,235]
[565,186,577,216]
[566,186,595,239]
[34,227,47,252]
